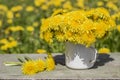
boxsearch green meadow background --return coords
[0,0,120,54]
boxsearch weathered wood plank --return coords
[0,53,120,79]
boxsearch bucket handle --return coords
[90,47,97,63]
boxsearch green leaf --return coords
[24,56,32,61]
[4,62,22,66]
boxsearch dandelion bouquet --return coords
[40,8,115,47]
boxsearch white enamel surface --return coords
[66,55,88,69]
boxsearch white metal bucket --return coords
[65,42,97,69]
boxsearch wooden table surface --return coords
[0,53,120,79]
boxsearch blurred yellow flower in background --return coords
[8,26,24,32]
[8,37,15,41]
[26,6,34,12]
[9,40,18,47]
[11,5,23,12]
[76,0,84,8]
[117,25,120,32]
[41,5,49,10]
[26,26,34,32]
[6,11,14,19]
[50,0,64,7]
[34,0,45,7]
[98,48,110,54]
[0,20,2,27]
[0,45,9,50]
[4,26,24,34]
[0,39,8,44]
[36,49,47,53]
[33,22,39,27]
[0,40,18,50]
[0,4,8,12]
[97,1,104,6]
[63,1,73,10]
[7,19,13,24]
[106,1,118,11]
[15,13,21,18]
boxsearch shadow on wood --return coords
[54,54,65,66]
[92,54,114,69]
[54,54,114,69]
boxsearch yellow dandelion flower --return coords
[106,1,118,11]
[0,4,8,12]
[94,22,106,38]
[96,7,110,16]
[98,48,110,54]
[111,12,120,20]
[76,0,84,8]
[26,6,34,12]
[55,31,65,42]
[43,31,53,43]
[52,9,64,16]
[80,20,94,32]
[36,49,47,53]
[22,60,38,75]
[33,22,39,27]
[7,19,13,24]
[0,20,2,27]
[15,13,21,18]
[0,39,17,50]
[97,1,104,6]
[8,37,15,41]
[6,11,14,19]
[35,59,46,72]
[26,26,34,32]
[0,44,9,50]
[64,31,72,39]
[40,18,50,32]
[46,15,63,28]
[41,5,49,10]
[117,25,120,32]
[80,33,96,47]
[0,39,8,44]
[63,1,73,10]
[50,0,64,7]
[9,26,24,32]
[5,28,10,34]
[34,0,45,6]
[46,54,55,71]
[16,26,24,31]
[8,40,17,48]
[11,5,23,12]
